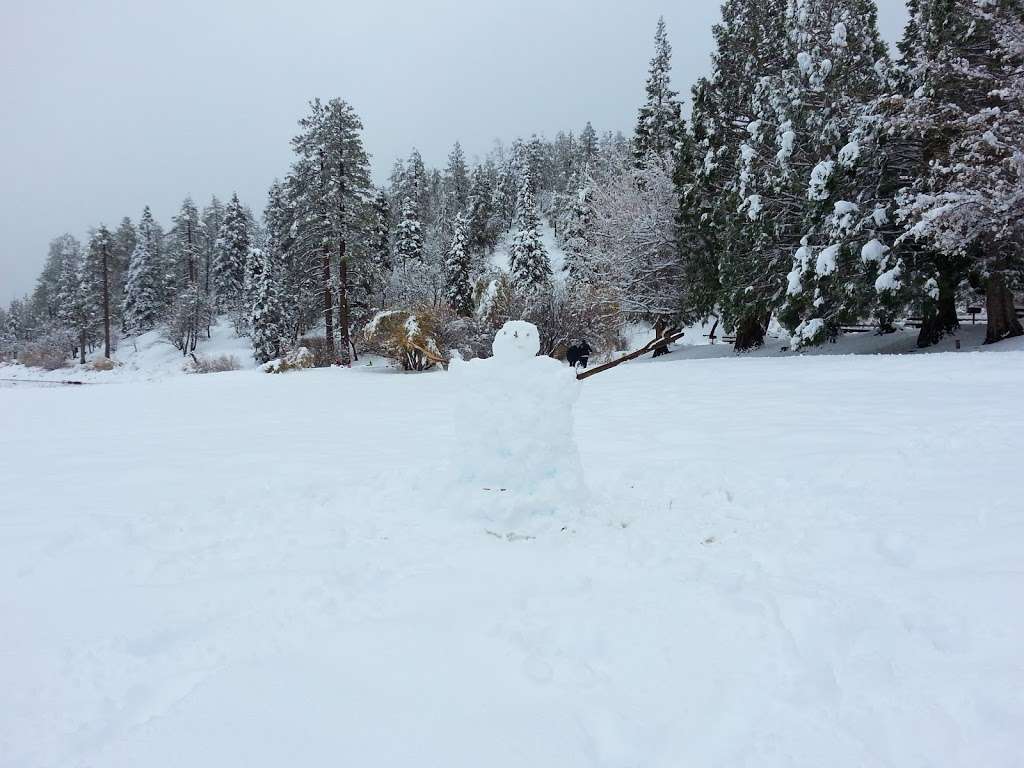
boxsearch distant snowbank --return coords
[0,317,257,385]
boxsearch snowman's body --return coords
[449,321,585,521]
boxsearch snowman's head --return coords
[492,321,540,361]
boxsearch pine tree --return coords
[56,242,90,363]
[634,17,685,164]
[249,247,285,363]
[466,164,497,257]
[396,196,424,265]
[5,298,30,350]
[165,284,213,355]
[263,179,311,340]
[551,131,578,194]
[201,196,225,293]
[404,148,431,221]
[289,98,373,364]
[753,0,891,346]
[563,176,594,281]
[510,175,551,292]
[0,306,14,361]
[492,157,519,232]
[525,135,548,193]
[445,142,471,212]
[213,193,250,314]
[122,207,162,334]
[892,0,1024,345]
[445,214,474,316]
[33,235,81,327]
[84,225,115,357]
[580,122,598,167]
[684,0,793,349]
[111,217,137,314]
[172,197,202,290]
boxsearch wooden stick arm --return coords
[576,328,685,380]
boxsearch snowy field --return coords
[2,348,1023,766]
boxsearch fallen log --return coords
[0,377,86,385]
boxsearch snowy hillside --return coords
[2,349,1022,767]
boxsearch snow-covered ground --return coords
[2,339,1023,766]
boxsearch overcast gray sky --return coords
[0,0,909,303]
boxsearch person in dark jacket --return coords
[566,339,591,369]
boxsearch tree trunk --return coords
[984,271,1023,344]
[322,244,335,361]
[651,318,678,357]
[102,241,111,358]
[916,259,961,348]
[78,331,86,364]
[338,244,351,366]
[733,312,767,351]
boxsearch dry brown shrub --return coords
[187,354,241,374]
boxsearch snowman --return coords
[449,321,586,523]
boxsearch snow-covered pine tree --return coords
[289,98,373,364]
[0,306,13,361]
[56,240,90,363]
[111,217,136,313]
[510,175,551,293]
[403,148,431,222]
[525,135,549,195]
[31,235,82,329]
[562,176,594,282]
[201,196,225,294]
[249,247,285,363]
[396,197,424,265]
[445,142,471,212]
[683,0,791,348]
[84,224,115,357]
[172,197,202,289]
[765,0,891,346]
[213,192,250,316]
[122,207,163,334]
[165,283,213,356]
[364,189,392,304]
[467,163,497,259]
[165,198,212,353]
[4,298,32,352]
[492,158,518,232]
[444,214,474,316]
[263,178,312,340]
[634,17,685,165]
[552,131,578,196]
[892,0,1024,345]
[580,122,598,167]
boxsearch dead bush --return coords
[16,332,73,370]
[298,336,337,368]
[263,346,316,373]
[363,308,445,371]
[186,354,241,374]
